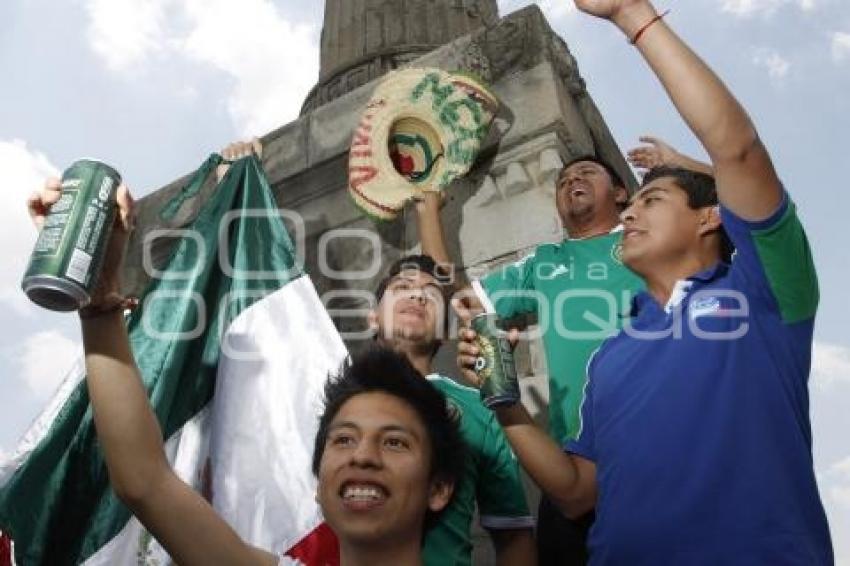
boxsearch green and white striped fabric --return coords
[0,155,346,565]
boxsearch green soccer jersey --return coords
[423,374,533,566]
[478,231,643,444]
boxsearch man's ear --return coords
[698,205,723,236]
[427,479,454,513]
[614,186,629,206]
[367,309,379,332]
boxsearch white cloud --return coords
[0,140,60,316]
[720,0,814,17]
[83,0,319,136]
[538,0,577,21]
[85,0,171,72]
[178,0,319,136]
[752,49,791,79]
[832,32,850,64]
[16,331,80,400]
[818,454,850,563]
[811,342,850,390]
[498,0,576,21]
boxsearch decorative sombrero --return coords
[348,68,499,221]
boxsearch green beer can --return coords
[471,313,520,408]
[21,159,121,311]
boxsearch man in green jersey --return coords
[453,155,640,564]
[368,248,536,566]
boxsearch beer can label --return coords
[472,313,520,408]
[22,159,121,311]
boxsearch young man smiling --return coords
[459,0,833,563]
[312,349,465,566]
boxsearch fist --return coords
[627,135,678,171]
[216,138,263,182]
[573,0,639,19]
[27,178,135,307]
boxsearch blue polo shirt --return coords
[567,192,833,565]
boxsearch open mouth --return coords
[399,306,426,318]
[340,482,389,509]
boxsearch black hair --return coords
[312,347,466,531]
[642,166,734,262]
[374,254,452,303]
[560,154,626,190]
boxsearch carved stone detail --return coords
[302,0,499,114]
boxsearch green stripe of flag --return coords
[0,154,301,565]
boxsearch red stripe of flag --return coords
[0,531,13,566]
[284,522,339,566]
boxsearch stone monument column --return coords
[302,0,499,113]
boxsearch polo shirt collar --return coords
[630,262,729,317]
[688,262,728,283]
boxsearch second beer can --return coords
[471,313,520,408]
[21,159,122,311]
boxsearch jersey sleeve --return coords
[476,412,534,530]
[720,190,818,324]
[475,252,539,321]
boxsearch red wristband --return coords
[79,296,139,319]
[630,9,670,45]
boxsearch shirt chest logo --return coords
[689,296,722,320]
[611,243,624,265]
[541,264,570,279]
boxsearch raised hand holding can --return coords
[471,313,521,408]
[22,159,122,311]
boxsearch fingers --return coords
[507,327,520,348]
[45,177,61,191]
[458,327,477,344]
[451,297,472,323]
[456,332,481,386]
[626,146,658,170]
[460,368,481,387]
[220,139,262,161]
[250,137,263,159]
[217,138,262,182]
[451,296,483,324]
[27,177,63,231]
[115,184,136,232]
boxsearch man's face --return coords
[555,160,625,230]
[316,392,452,545]
[372,269,446,347]
[620,177,705,272]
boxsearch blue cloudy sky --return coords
[1,0,849,560]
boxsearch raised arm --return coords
[456,328,597,519]
[28,180,275,566]
[484,403,596,520]
[576,0,782,219]
[415,192,466,285]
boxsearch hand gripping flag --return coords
[0,155,346,565]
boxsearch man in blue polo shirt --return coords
[457,0,834,563]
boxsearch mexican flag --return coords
[0,155,346,565]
